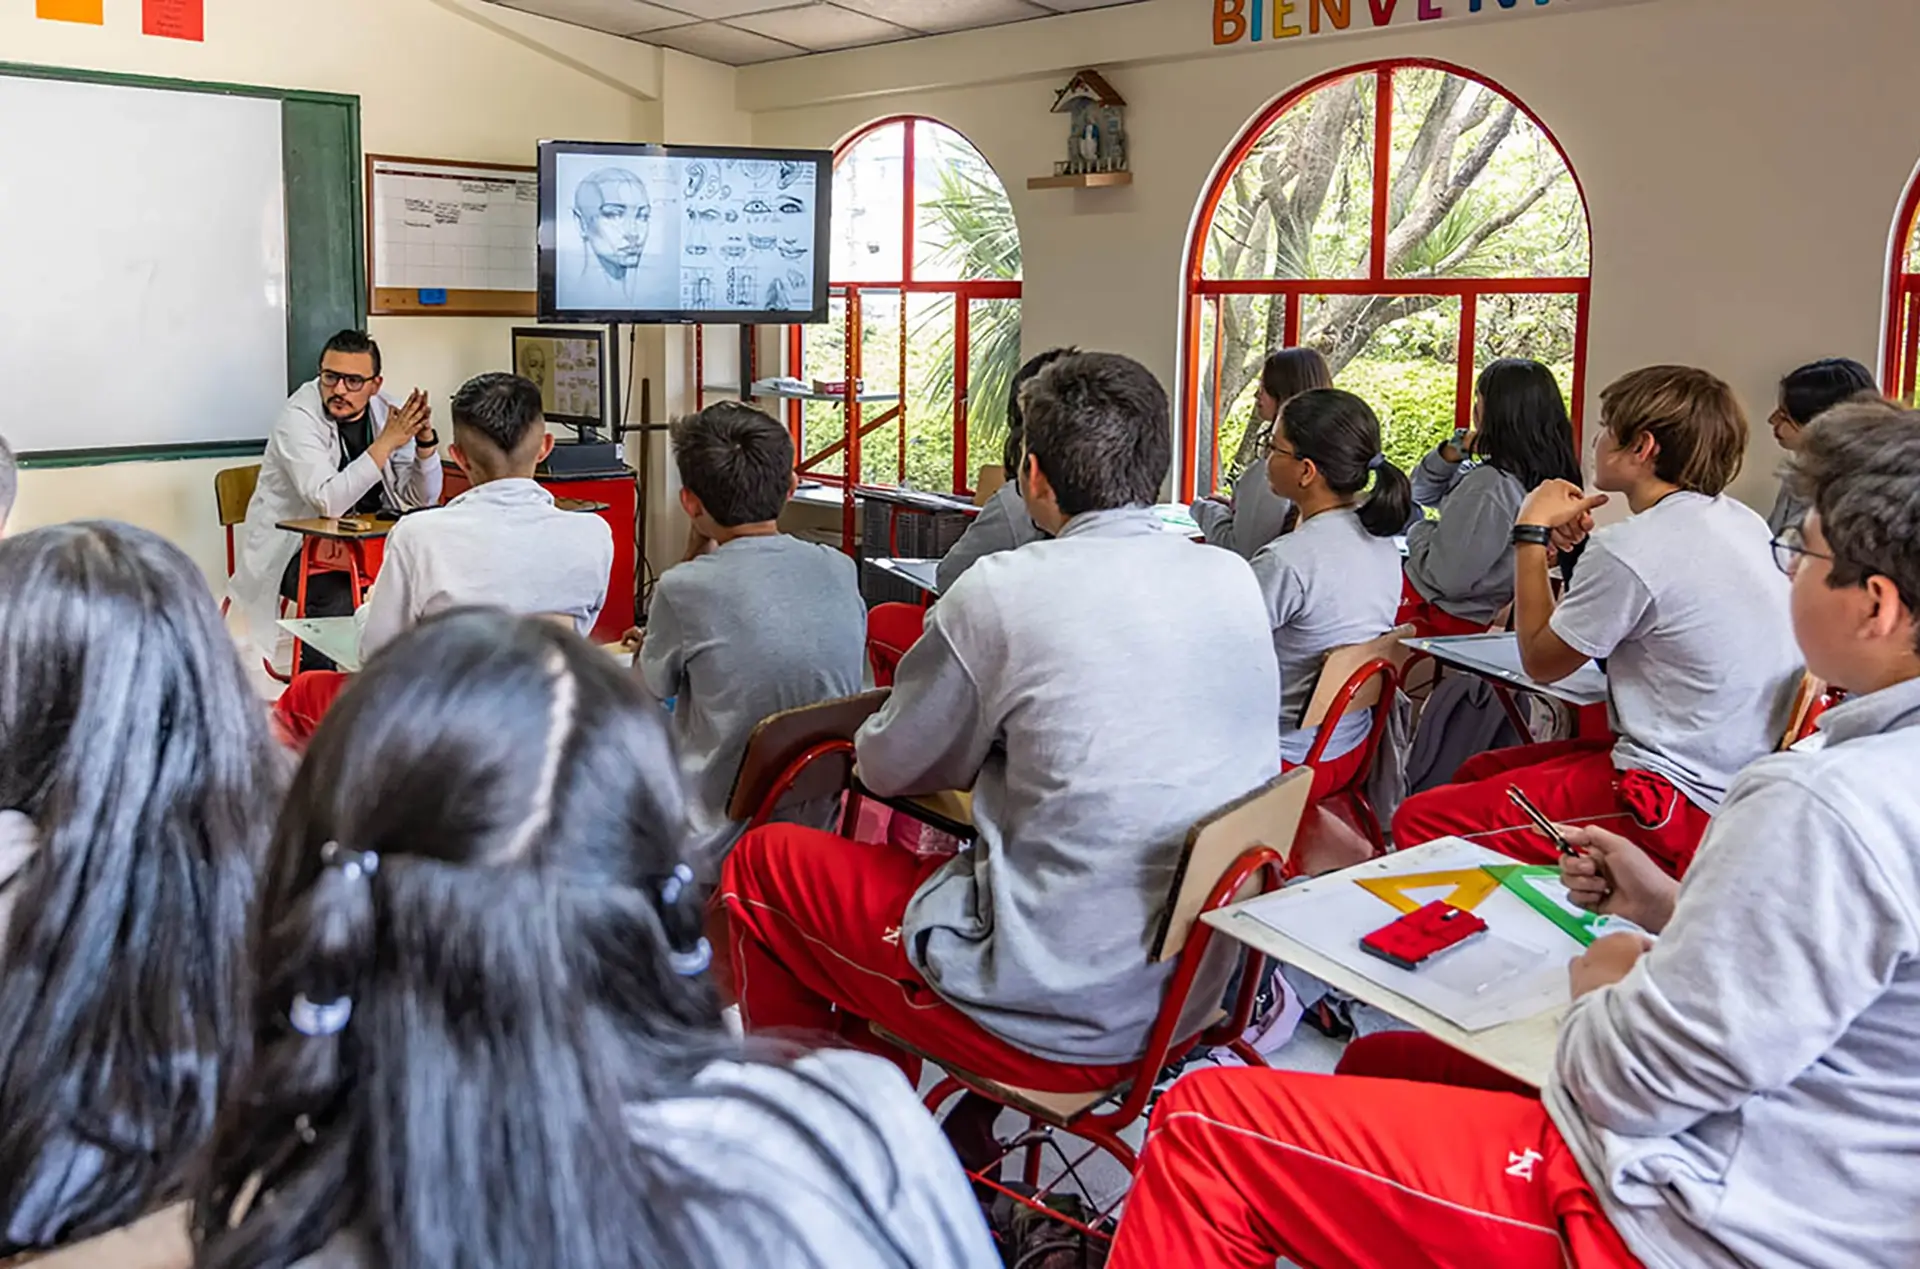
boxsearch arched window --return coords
[1180,60,1592,501]
[1883,179,1920,404]
[787,116,1021,495]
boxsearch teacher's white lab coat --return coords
[228,379,442,659]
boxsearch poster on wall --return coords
[36,0,103,25]
[144,0,206,42]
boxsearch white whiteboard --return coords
[370,158,537,294]
[0,75,287,455]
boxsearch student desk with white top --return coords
[1406,631,1609,742]
[1205,839,1568,1088]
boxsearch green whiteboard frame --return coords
[0,60,364,468]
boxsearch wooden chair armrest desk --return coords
[870,767,1314,1218]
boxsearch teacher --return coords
[229,330,442,669]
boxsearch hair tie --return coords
[321,841,380,882]
[668,937,714,978]
[1367,453,1388,472]
[660,863,694,908]
[289,992,353,1037]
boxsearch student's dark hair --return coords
[1779,357,1878,427]
[0,433,15,527]
[671,401,793,527]
[1003,347,1078,473]
[1598,365,1747,496]
[1259,347,1334,407]
[1790,400,1920,651]
[0,522,279,1253]
[1019,352,1170,516]
[196,611,914,1269]
[1475,358,1583,490]
[322,330,382,379]
[1279,388,1412,538]
[451,372,545,457]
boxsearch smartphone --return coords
[1360,901,1489,971]
[1507,785,1576,858]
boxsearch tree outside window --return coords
[1183,61,1592,500]
[790,118,1022,495]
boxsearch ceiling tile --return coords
[830,0,1048,34]
[644,19,808,62]
[490,0,695,35]
[727,2,914,50]
[651,0,787,18]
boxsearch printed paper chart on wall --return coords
[368,155,538,316]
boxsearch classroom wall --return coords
[5,0,673,583]
[738,0,1920,510]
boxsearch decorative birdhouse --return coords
[1052,68,1128,178]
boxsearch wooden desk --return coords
[275,515,394,670]
[868,556,941,598]
[1205,840,1571,1088]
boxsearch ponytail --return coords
[1358,454,1413,538]
[1279,388,1411,539]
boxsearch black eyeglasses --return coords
[320,370,371,392]
[1258,433,1303,462]
[1771,524,1833,577]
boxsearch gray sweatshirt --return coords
[1405,447,1524,626]
[936,481,1040,593]
[1766,478,1805,538]
[1192,464,1296,560]
[1546,674,1920,1269]
[858,507,1282,1065]
[292,1051,997,1269]
[639,535,866,862]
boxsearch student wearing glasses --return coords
[229,330,443,671]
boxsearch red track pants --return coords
[1389,738,1711,877]
[1108,1067,1641,1269]
[1397,576,1495,639]
[717,823,1129,1094]
[865,602,927,688]
[270,670,352,750]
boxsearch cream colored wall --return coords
[6,0,668,582]
[741,0,1920,509]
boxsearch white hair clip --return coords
[660,863,695,908]
[289,992,353,1037]
[669,937,713,979]
[321,841,380,883]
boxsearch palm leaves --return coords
[913,158,1022,489]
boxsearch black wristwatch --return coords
[417,429,439,451]
[1511,523,1554,548]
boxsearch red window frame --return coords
[1883,175,1920,405]
[1177,58,1594,502]
[784,115,1022,498]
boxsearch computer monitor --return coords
[511,326,611,438]
[538,141,832,325]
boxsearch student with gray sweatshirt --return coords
[1403,358,1585,634]
[636,402,866,864]
[1191,347,1329,559]
[1109,399,1920,1269]
[931,347,1074,594]
[1249,388,1408,799]
[721,353,1280,1098]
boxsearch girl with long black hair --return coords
[196,610,994,1269]
[1193,347,1334,558]
[1252,388,1412,800]
[1404,358,1585,635]
[0,522,282,1256]
[1764,357,1877,535]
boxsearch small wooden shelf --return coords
[1027,170,1133,190]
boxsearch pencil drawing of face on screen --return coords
[572,168,652,286]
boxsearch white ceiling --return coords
[488,0,1149,65]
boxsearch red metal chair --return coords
[1295,624,1415,854]
[871,767,1316,1242]
[1781,672,1842,749]
[724,690,891,832]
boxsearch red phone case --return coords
[1360,901,1489,971]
